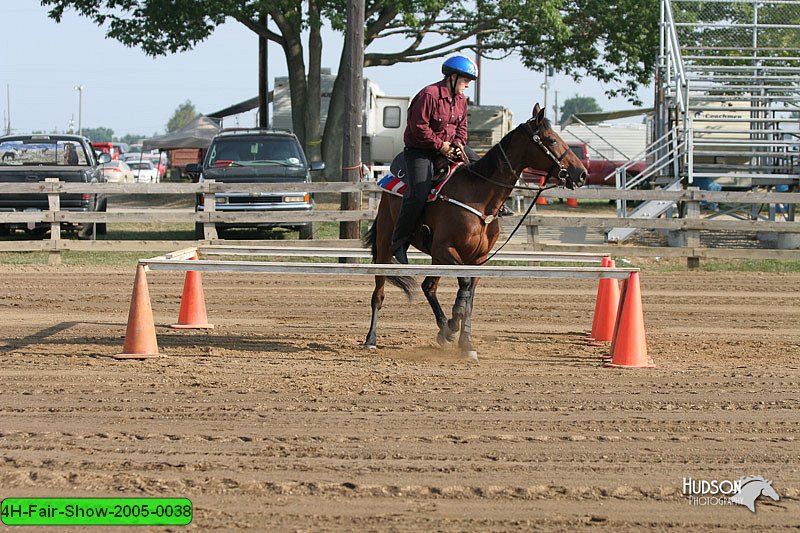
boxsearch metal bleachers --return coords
[609,0,800,242]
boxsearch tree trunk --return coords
[340,0,365,242]
[273,12,307,147]
[322,46,348,181]
[304,0,322,162]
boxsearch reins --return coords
[456,123,570,265]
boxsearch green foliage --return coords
[559,95,602,125]
[166,100,197,133]
[42,0,662,105]
[117,133,146,145]
[83,126,114,142]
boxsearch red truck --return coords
[169,148,205,180]
[568,142,646,186]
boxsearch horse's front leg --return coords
[453,276,480,361]
[422,276,457,347]
[448,277,478,361]
[363,276,385,349]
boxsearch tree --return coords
[42,0,660,178]
[167,100,198,132]
[559,95,602,125]
[83,127,114,142]
[118,133,146,145]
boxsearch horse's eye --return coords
[546,137,557,146]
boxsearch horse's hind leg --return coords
[364,276,386,349]
[422,276,456,347]
[452,276,479,361]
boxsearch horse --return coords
[362,104,587,361]
[730,476,780,512]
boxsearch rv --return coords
[272,72,513,169]
[272,73,409,168]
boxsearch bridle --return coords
[466,119,573,191]
[497,120,570,188]
[460,119,576,264]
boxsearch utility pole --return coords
[5,84,10,135]
[258,13,269,128]
[540,70,548,121]
[74,85,84,136]
[540,66,554,121]
[474,38,482,105]
[339,0,364,244]
[553,90,559,125]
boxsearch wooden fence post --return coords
[525,196,539,245]
[202,179,218,240]
[685,186,700,269]
[46,178,61,266]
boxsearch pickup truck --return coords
[568,142,646,186]
[187,129,324,239]
[0,134,111,238]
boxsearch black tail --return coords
[363,221,378,262]
[362,218,416,300]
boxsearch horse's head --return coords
[760,480,780,502]
[524,104,586,189]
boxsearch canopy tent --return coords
[561,108,653,128]
[142,115,221,151]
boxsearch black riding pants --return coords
[391,147,438,249]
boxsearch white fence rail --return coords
[1,181,798,263]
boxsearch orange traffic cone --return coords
[115,265,160,360]
[587,256,610,339]
[566,197,579,208]
[536,175,548,205]
[587,259,621,346]
[171,253,213,329]
[604,272,654,368]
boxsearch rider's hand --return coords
[439,141,452,158]
[452,142,468,162]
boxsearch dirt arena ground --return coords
[1,263,798,531]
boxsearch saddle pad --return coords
[377,162,463,202]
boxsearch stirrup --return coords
[392,245,409,265]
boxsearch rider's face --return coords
[454,76,471,95]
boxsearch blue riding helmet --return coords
[442,55,479,80]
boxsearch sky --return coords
[1,1,654,139]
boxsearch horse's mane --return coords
[467,117,552,178]
[739,475,768,486]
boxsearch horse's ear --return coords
[536,106,545,124]
[532,103,541,118]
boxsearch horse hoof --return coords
[461,350,479,363]
[437,330,453,347]
[362,343,377,350]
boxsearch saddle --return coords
[388,145,480,182]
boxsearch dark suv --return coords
[189,129,323,239]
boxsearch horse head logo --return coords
[730,476,780,512]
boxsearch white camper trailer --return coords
[272,71,514,170]
[272,72,409,167]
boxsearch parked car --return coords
[187,128,324,239]
[100,159,135,183]
[93,142,122,160]
[0,134,110,238]
[122,153,168,179]
[128,160,160,183]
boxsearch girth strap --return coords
[436,194,497,225]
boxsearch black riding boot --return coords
[391,195,425,264]
[390,148,436,264]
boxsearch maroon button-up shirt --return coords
[403,79,468,151]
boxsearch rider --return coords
[390,55,478,265]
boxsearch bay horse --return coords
[363,104,587,360]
